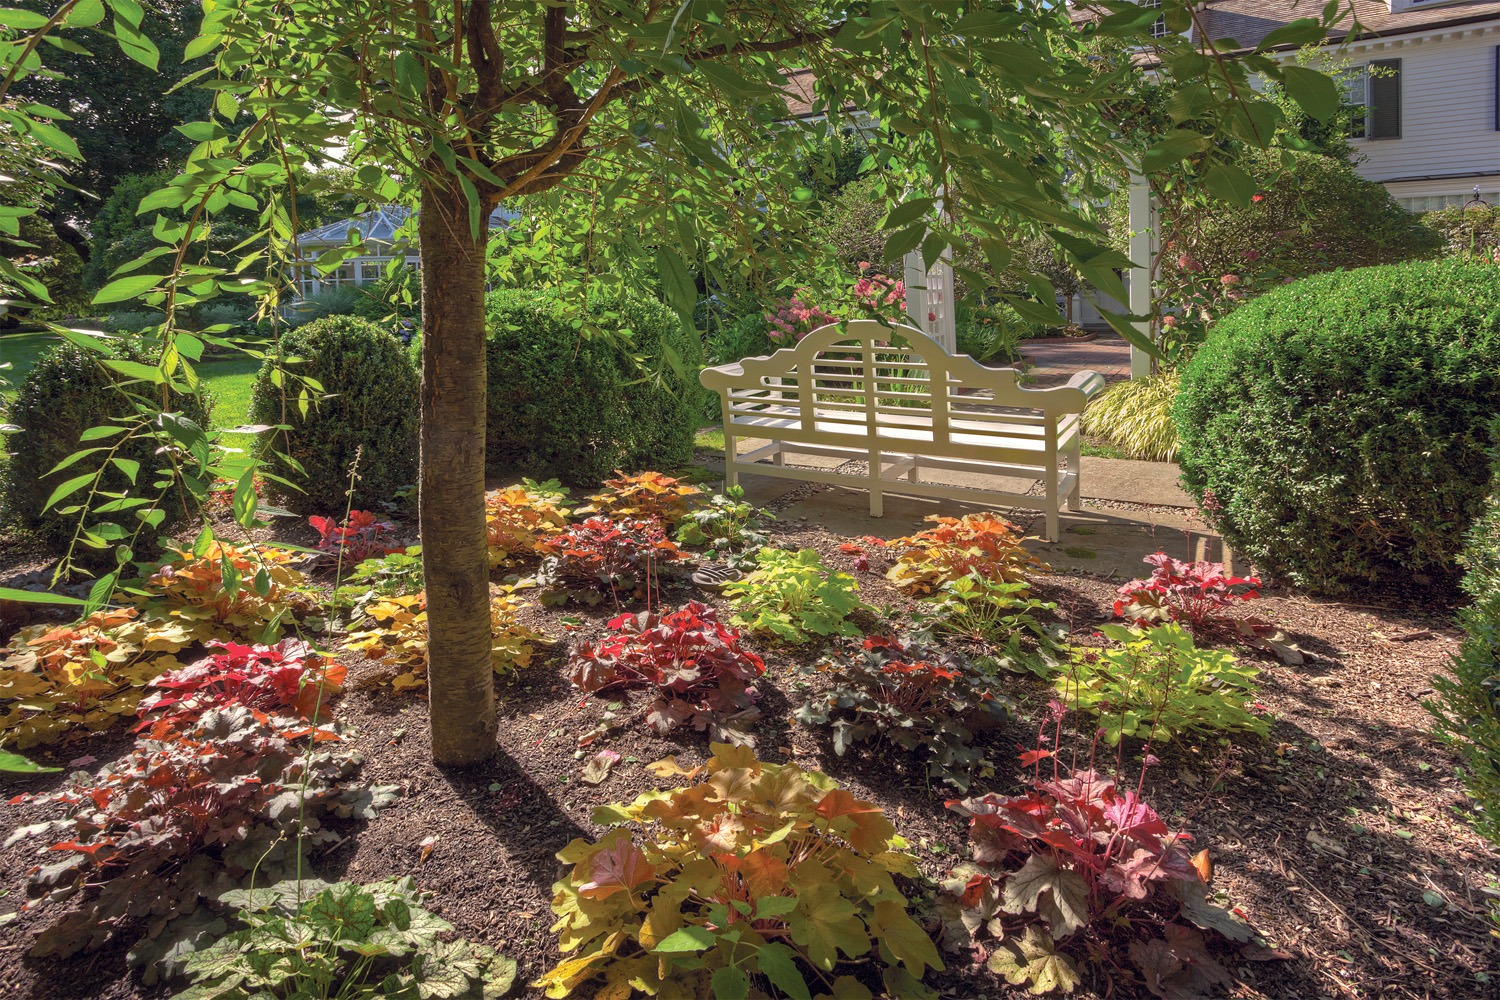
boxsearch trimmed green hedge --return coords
[485,287,703,485]
[1175,259,1500,592]
[249,315,419,513]
[1429,422,1500,848]
[2,339,212,556]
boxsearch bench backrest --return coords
[701,321,1094,460]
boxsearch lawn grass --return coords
[3,328,264,476]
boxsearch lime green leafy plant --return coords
[1060,624,1271,745]
[911,572,1066,675]
[537,743,942,1000]
[176,877,516,999]
[724,548,875,644]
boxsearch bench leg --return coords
[724,432,738,489]
[1066,435,1083,512]
[771,442,785,467]
[869,448,883,517]
[906,457,918,483]
[1044,464,1060,542]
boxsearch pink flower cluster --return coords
[766,295,839,343]
[765,265,909,344]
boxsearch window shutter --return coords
[1368,59,1402,139]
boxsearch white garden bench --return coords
[699,320,1105,540]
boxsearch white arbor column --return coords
[1127,171,1157,379]
[901,250,955,353]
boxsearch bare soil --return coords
[0,510,1495,999]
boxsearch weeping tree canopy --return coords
[3,0,1354,764]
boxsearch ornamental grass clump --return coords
[1081,369,1182,462]
[1060,623,1271,746]
[566,602,766,741]
[882,514,1044,595]
[795,635,1014,791]
[941,765,1257,998]
[724,547,875,644]
[537,743,942,1000]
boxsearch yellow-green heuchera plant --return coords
[537,743,942,1000]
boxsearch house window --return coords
[1339,67,1367,139]
[359,261,386,285]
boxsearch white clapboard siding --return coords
[1342,26,1500,197]
[700,320,1105,540]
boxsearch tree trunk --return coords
[418,178,496,766]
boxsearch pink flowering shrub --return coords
[765,265,909,343]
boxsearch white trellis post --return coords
[901,184,956,353]
[902,249,955,353]
[1127,170,1157,379]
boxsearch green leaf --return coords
[65,0,106,27]
[882,224,925,265]
[0,750,61,773]
[0,7,51,29]
[43,473,96,513]
[1204,161,1257,208]
[1141,129,1212,174]
[711,966,749,1000]
[112,457,141,484]
[653,926,716,953]
[0,587,85,606]
[1280,65,1340,123]
[93,274,162,305]
[101,358,164,382]
[1254,18,1327,52]
[754,942,811,1000]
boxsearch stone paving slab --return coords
[1080,456,1193,508]
[1023,333,1132,386]
[706,466,1237,576]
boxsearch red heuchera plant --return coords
[135,639,346,738]
[5,706,368,959]
[309,510,404,564]
[939,764,1257,998]
[536,516,687,604]
[566,601,765,739]
[1114,552,1260,632]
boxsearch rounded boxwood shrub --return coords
[2,339,212,555]
[1175,259,1500,593]
[1428,420,1500,848]
[249,315,419,513]
[485,287,704,485]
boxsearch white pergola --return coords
[901,177,1157,376]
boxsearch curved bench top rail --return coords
[701,320,1098,416]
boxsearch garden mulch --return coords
[0,511,1496,999]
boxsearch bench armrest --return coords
[1065,370,1108,400]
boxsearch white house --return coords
[1193,0,1500,210]
[291,204,518,302]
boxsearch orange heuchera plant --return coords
[0,607,191,748]
[140,541,310,641]
[537,743,942,1000]
[485,484,571,567]
[882,514,1045,595]
[578,470,703,527]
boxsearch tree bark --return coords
[418,177,496,766]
